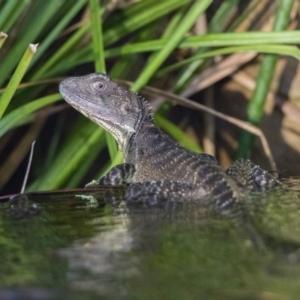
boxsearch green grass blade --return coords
[106,31,300,57]
[0,44,38,118]
[89,0,118,161]
[50,0,193,76]
[237,0,294,158]
[30,0,86,67]
[28,122,105,191]
[0,0,30,32]
[208,0,240,32]
[32,23,90,79]
[0,0,18,28]
[144,7,185,67]
[89,0,106,73]
[161,7,185,39]
[103,0,192,46]
[65,131,108,187]
[173,0,240,91]
[65,143,103,187]
[227,0,261,31]
[131,0,213,92]
[182,31,300,46]
[0,94,61,137]
[157,44,300,76]
[0,32,8,49]
[0,1,64,86]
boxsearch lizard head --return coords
[59,73,152,151]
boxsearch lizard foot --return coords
[226,159,278,190]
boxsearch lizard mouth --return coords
[59,80,94,111]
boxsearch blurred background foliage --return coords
[1,0,300,195]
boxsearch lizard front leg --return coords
[86,163,135,187]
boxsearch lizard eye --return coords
[91,80,107,92]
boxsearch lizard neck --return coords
[123,103,155,163]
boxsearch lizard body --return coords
[59,73,277,215]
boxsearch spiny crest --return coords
[138,94,154,121]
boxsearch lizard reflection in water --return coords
[59,73,279,219]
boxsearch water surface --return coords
[1,179,300,299]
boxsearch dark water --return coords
[1,179,300,300]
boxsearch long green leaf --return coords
[0,0,30,32]
[227,0,261,31]
[0,1,64,85]
[30,0,86,67]
[65,142,104,188]
[208,0,240,32]
[32,23,90,79]
[0,32,7,49]
[0,94,61,137]
[174,0,240,91]
[89,0,118,161]
[103,0,192,46]
[89,0,106,73]
[44,0,192,78]
[131,0,213,91]
[157,44,300,76]
[28,121,105,191]
[106,31,300,57]
[237,0,294,158]
[0,44,38,118]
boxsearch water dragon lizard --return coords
[59,73,278,216]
